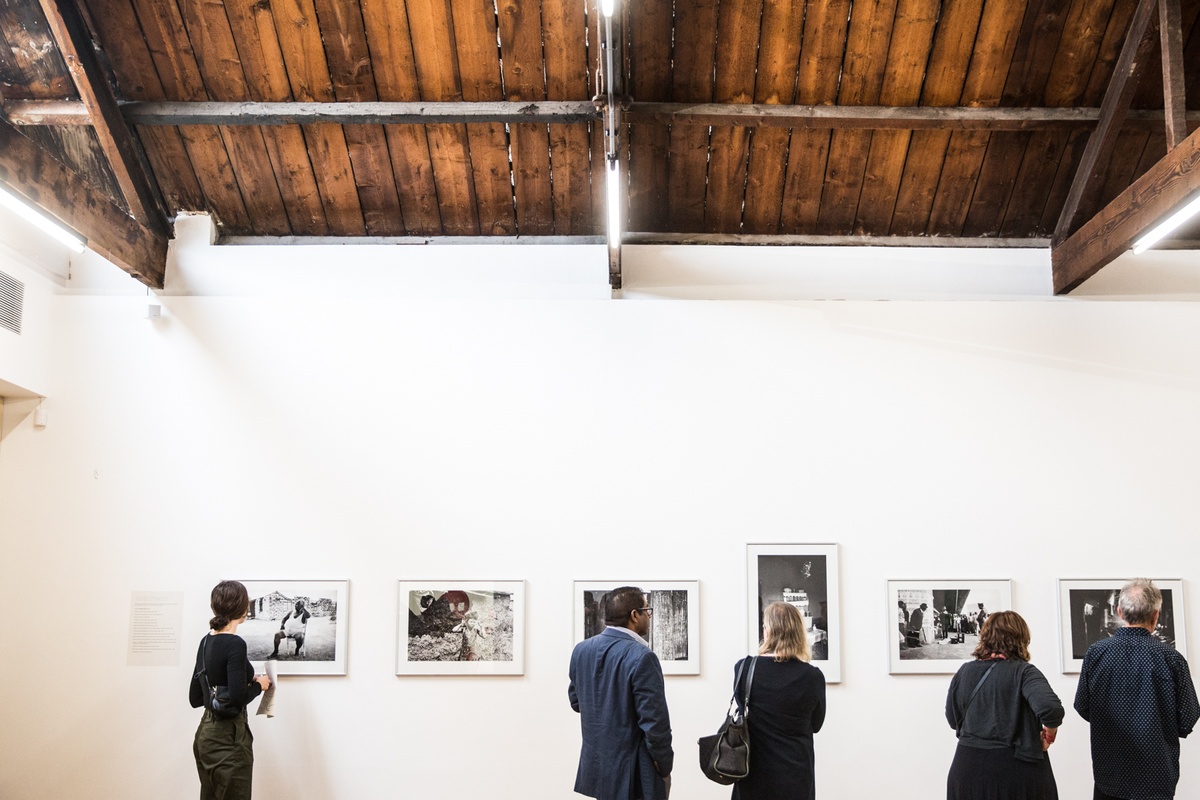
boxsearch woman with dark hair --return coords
[945,610,1064,800]
[732,601,826,800]
[189,580,271,800]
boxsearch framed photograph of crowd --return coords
[573,581,700,675]
[238,579,349,675]
[747,544,841,683]
[396,581,525,675]
[1057,579,1187,673]
[887,579,1012,675]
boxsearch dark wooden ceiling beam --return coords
[1052,125,1200,293]
[1053,0,1159,245]
[0,119,167,287]
[625,104,1199,130]
[16,100,600,126]
[1159,0,1187,150]
[6,98,1199,131]
[36,0,167,234]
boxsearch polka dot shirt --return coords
[1074,627,1200,800]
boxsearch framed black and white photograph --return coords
[747,544,841,683]
[573,581,700,676]
[239,580,348,676]
[1057,579,1187,673]
[887,579,1012,675]
[396,581,525,675]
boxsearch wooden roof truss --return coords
[0,0,1197,293]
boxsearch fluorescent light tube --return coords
[0,186,87,253]
[606,160,621,248]
[1132,194,1200,255]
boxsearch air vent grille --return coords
[0,270,24,335]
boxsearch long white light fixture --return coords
[0,185,87,253]
[1132,193,1200,255]
[600,0,616,17]
[606,160,621,249]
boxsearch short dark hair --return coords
[972,610,1031,662]
[210,580,250,630]
[604,586,646,625]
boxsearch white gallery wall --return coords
[2,232,1200,800]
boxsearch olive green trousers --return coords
[194,710,254,800]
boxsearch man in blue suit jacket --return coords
[570,586,673,800]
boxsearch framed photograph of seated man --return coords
[1057,579,1187,674]
[747,544,841,683]
[397,581,525,675]
[573,581,700,675]
[887,579,1012,675]
[238,579,349,675]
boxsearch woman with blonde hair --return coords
[945,610,1064,800]
[731,601,826,800]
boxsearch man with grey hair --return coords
[1075,578,1200,800]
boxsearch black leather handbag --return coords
[698,655,758,784]
[195,636,242,720]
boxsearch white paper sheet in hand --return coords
[257,661,277,717]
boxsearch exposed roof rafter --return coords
[1053,0,1160,246]
[1158,0,1187,150]
[1052,125,1200,293]
[6,99,1200,132]
[0,119,168,287]
[36,0,167,233]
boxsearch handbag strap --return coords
[742,656,758,719]
[956,661,998,735]
[197,634,209,679]
[729,655,758,721]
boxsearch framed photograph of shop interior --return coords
[238,579,349,675]
[888,579,1012,675]
[574,581,700,675]
[397,581,525,675]
[747,544,841,683]
[1057,579,1187,674]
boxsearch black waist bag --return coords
[195,636,242,719]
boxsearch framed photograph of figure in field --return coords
[238,580,349,675]
[888,579,1012,675]
[573,581,700,675]
[747,545,841,683]
[396,581,525,675]
[1057,579,1187,673]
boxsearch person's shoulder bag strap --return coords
[956,661,998,736]
[729,655,758,722]
[740,655,758,721]
[197,634,208,678]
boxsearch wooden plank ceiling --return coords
[1,0,1199,288]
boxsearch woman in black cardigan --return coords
[189,580,272,800]
[732,601,827,800]
[945,610,1064,800]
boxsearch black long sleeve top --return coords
[946,658,1064,763]
[188,633,261,712]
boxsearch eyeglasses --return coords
[636,607,654,617]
